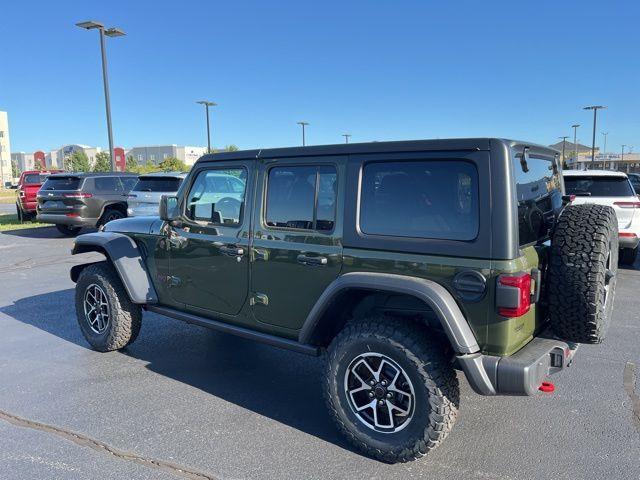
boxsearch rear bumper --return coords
[457,333,578,396]
[36,213,98,227]
[619,231,640,248]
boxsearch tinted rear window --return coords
[564,176,635,197]
[513,154,563,246]
[41,177,82,191]
[359,160,479,240]
[133,177,182,192]
[23,173,45,185]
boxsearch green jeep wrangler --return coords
[70,139,617,463]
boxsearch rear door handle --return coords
[219,245,245,257]
[297,254,328,266]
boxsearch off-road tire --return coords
[547,204,618,344]
[56,224,82,236]
[99,208,125,226]
[75,262,142,352]
[324,316,459,463]
[620,246,638,266]
[16,204,23,222]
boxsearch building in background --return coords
[0,111,12,185]
[567,152,640,173]
[11,152,35,171]
[125,145,206,167]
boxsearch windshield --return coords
[133,177,182,192]
[564,176,635,197]
[512,152,563,246]
[41,176,82,191]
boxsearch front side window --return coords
[185,168,246,225]
[359,160,478,240]
[265,165,337,231]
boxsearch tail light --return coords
[63,193,93,199]
[613,201,640,208]
[619,232,638,238]
[19,190,25,198]
[496,272,532,317]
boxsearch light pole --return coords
[76,20,125,172]
[571,124,580,170]
[602,131,609,158]
[342,134,351,144]
[622,145,627,172]
[583,105,606,163]
[558,136,569,167]
[196,100,217,153]
[297,121,309,146]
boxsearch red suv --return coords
[16,170,63,221]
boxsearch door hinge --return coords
[250,293,269,306]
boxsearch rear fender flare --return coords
[298,272,480,354]
[71,232,158,304]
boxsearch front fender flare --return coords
[71,232,158,304]
[298,272,480,354]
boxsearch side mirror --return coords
[159,195,180,221]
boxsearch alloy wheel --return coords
[83,284,110,334]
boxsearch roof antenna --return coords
[255,149,262,160]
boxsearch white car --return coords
[564,170,640,264]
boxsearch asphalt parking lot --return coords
[0,226,638,479]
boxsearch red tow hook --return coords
[538,382,555,393]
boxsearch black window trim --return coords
[262,162,338,234]
[180,164,249,229]
[355,158,481,242]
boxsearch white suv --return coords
[564,170,640,264]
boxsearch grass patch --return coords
[0,214,50,232]
[0,190,17,204]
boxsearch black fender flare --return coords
[70,232,158,304]
[298,272,480,354]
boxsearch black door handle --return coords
[220,245,245,257]
[297,254,328,266]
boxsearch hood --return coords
[103,216,163,235]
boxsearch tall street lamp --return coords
[76,20,125,172]
[196,100,217,153]
[558,136,569,167]
[602,131,609,157]
[342,134,351,144]
[622,144,627,172]
[571,124,580,169]
[583,105,606,163]
[297,121,309,146]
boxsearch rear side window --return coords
[564,176,635,197]
[93,177,119,192]
[133,177,182,192]
[513,154,563,246]
[265,165,337,231]
[359,160,478,240]
[41,176,81,191]
[120,177,138,192]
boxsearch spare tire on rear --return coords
[547,204,618,344]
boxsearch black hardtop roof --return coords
[47,172,139,178]
[197,138,559,164]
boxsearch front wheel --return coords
[324,317,459,463]
[75,262,142,352]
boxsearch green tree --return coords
[92,152,111,172]
[125,155,138,172]
[66,151,90,172]
[11,159,21,178]
[224,144,239,152]
[158,156,187,172]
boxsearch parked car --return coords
[70,139,617,463]
[15,170,63,221]
[564,170,640,264]
[126,172,187,217]
[627,172,640,193]
[36,172,139,236]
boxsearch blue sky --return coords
[1,0,638,153]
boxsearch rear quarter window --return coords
[359,160,479,241]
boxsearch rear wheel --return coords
[75,262,142,352]
[16,204,23,222]
[547,204,617,344]
[56,224,82,236]
[99,208,125,226]
[324,316,459,463]
[620,246,638,266]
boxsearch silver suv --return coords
[126,172,186,217]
